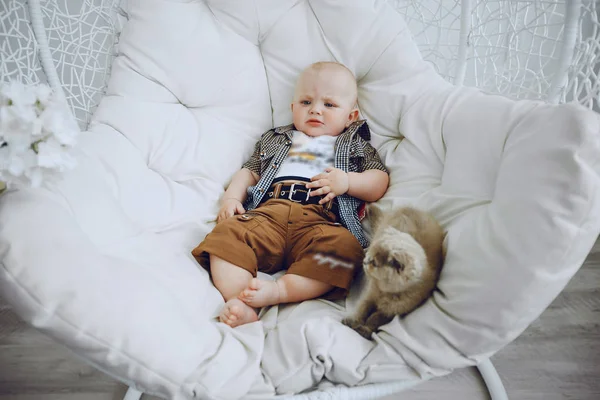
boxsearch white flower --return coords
[34,84,53,109]
[0,81,36,108]
[0,81,80,191]
[37,138,77,171]
[39,101,78,146]
[0,103,37,143]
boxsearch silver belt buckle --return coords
[288,183,310,202]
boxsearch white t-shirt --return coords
[275,130,336,181]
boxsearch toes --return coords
[240,294,255,306]
[249,278,262,290]
[221,306,238,328]
[229,304,240,317]
[220,304,240,326]
[219,313,233,325]
[238,290,253,302]
[219,299,258,327]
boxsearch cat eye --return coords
[390,259,405,271]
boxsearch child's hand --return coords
[308,166,349,204]
[218,198,245,223]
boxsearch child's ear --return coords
[346,108,359,127]
[291,103,294,112]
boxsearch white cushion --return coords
[1,0,599,398]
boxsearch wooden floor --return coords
[1,239,598,400]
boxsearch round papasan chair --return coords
[1,0,599,399]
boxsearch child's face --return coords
[291,68,359,137]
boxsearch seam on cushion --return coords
[400,83,454,125]
[305,1,410,86]
[306,1,338,63]
[306,1,434,122]
[357,8,411,84]
[148,105,184,170]
[253,0,260,44]
[0,260,181,389]
[254,0,274,127]
[96,117,150,165]
[269,323,325,390]
[258,46,275,128]
[256,1,301,41]
[387,6,456,122]
[44,185,78,220]
[543,107,598,277]
[496,101,544,160]
[307,0,405,80]
[115,53,180,104]
[205,0,261,47]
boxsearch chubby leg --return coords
[238,205,361,307]
[210,254,258,327]
[239,273,333,307]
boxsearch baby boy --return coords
[192,61,389,327]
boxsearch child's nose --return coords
[310,104,322,114]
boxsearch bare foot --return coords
[219,298,258,327]
[238,278,281,307]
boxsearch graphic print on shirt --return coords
[275,130,337,180]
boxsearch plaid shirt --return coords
[242,120,388,247]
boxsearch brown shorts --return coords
[191,199,364,299]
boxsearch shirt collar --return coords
[272,119,370,141]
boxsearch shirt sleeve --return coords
[241,138,262,176]
[361,141,388,173]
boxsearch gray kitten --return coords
[342,206,445,339]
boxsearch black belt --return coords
[260,181,339,214]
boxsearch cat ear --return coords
[367,204,384,232]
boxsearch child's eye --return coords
[301,100,311,105]
[325,102,335,108]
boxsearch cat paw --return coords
[354,324,374,340]
[342,318,374,339]
[342,317,360,329]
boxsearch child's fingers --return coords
[310,172,327,181]
[236,203,246,214]
[219,209,232,222]
[307,179,328,189]
[319,192,336,204]
[315,186,331,196]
